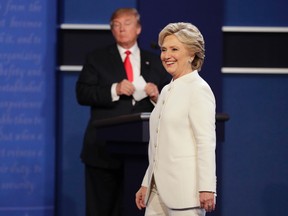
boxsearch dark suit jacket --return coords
[76,44,169,168]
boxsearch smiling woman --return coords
[136,22,217,216]
[160,34,193,79]
[159,23,205,80]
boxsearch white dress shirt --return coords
[111,43,141,102]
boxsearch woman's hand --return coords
[199,192,216,212]
[135,186,147,210]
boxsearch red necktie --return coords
[124,50,133,82]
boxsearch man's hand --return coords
[145,82,159,103]
[116,79,135,96]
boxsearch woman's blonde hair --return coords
[158,22,205,71]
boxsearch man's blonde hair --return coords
[110,8,141,26]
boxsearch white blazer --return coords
[142,71,217,209]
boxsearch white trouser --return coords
[145,185,205,216]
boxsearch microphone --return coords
[150,42,159,50]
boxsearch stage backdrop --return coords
[57,0,223,216]
[0,0,57,215]
[222,0,288,215]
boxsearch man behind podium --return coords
[76,8,169,216]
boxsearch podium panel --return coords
[95,112,229,142]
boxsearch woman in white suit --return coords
[135,22,217,216]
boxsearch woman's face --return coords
[160,34,194,79]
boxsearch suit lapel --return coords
[108,44,127,80]
[140,50,152,81]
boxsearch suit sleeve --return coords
[188,81,217,193]
[76,52,115,107]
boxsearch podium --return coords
[94,112,229,216]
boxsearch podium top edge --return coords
[93,112,229,128]
[94,112,150,127]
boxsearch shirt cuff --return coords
[111,83,120,101]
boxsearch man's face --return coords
[111,14,141,49]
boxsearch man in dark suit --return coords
[76,8,169,216]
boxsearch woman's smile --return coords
[160,35,193,79]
